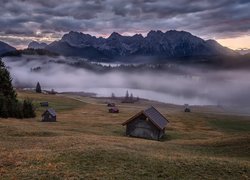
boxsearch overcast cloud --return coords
[0,0,249,48]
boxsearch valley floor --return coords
[0,91,249,179]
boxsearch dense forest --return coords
[0,58,35,118]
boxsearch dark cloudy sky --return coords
[0,0,249,49]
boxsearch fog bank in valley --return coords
[3,56,250,107]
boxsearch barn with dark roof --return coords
[42,108,57,122]
[122,106,169,140]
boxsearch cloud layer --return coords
[0,0,250,48]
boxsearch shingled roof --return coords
[42,108,56,117]
[122,106,169,130]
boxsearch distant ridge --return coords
[1,48,59,57]
[236,48,250,55]
[0,41,16,56]
[44,30,237,61]
[28,41,47,49]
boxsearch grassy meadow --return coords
[0,90,249,179]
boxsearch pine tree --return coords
[125,90,129,99]
[0,59,17,118]
[0,58,36,119]
[130,93,133,101]
[13,101,24,119]
[35,82,42,93]
[0,60,17,100]
[51,89,56,94]
[1,103,8,118]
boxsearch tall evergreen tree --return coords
[130,93,134,101]
[111,92,115,99]
[125,90,129,99]
[0,58,35,119]
[0,59,17,118]
[0,60,17,100]
[35,82,42,93]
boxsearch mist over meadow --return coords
[3,56,250,107]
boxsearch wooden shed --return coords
[184,104,191,112]
[42,108,57,122]
[184,108,191,112]
[122,106,169,141]
[109,107,119,113]
[107,103,116,107]
[40,102,49,107]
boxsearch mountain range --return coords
[43,30,237,61]
[0,30,239,61]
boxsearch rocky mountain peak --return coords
[108,32,122,39]
[28,41,47,49]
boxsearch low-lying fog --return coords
[3,56,250,107]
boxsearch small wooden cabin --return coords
[122,106,169,141]
[40,102,49,107]
[42,108,57,122]
[109,107,119,113]
[107,103,116,107]
[184,104,191,112]
[184,108,191,112]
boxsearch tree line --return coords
[0,58,35,118]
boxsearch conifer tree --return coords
[0,58,35,118]
[130,93,133,101]
[125,90,129,99]
[1,103,8,118]
[0,60,17,100]
[0,59,17,118]
[35,82,42,93]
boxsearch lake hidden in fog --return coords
[56,87,214,105]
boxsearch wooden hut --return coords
[109,107,119,113]
[184,104,191,112]
[40,102,49,107]
[42,108,57,122]
[107,103,116,107]
[122,106,169,141]
[184,108,191,112]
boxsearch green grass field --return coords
[0,90,249,179]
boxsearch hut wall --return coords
[126,115,162,140]
[158,129,165,139]
[42,112,56,122]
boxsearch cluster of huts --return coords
[39,99,191,141]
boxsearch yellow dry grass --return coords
[0,90,249,179]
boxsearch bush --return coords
[22,99,36,118]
